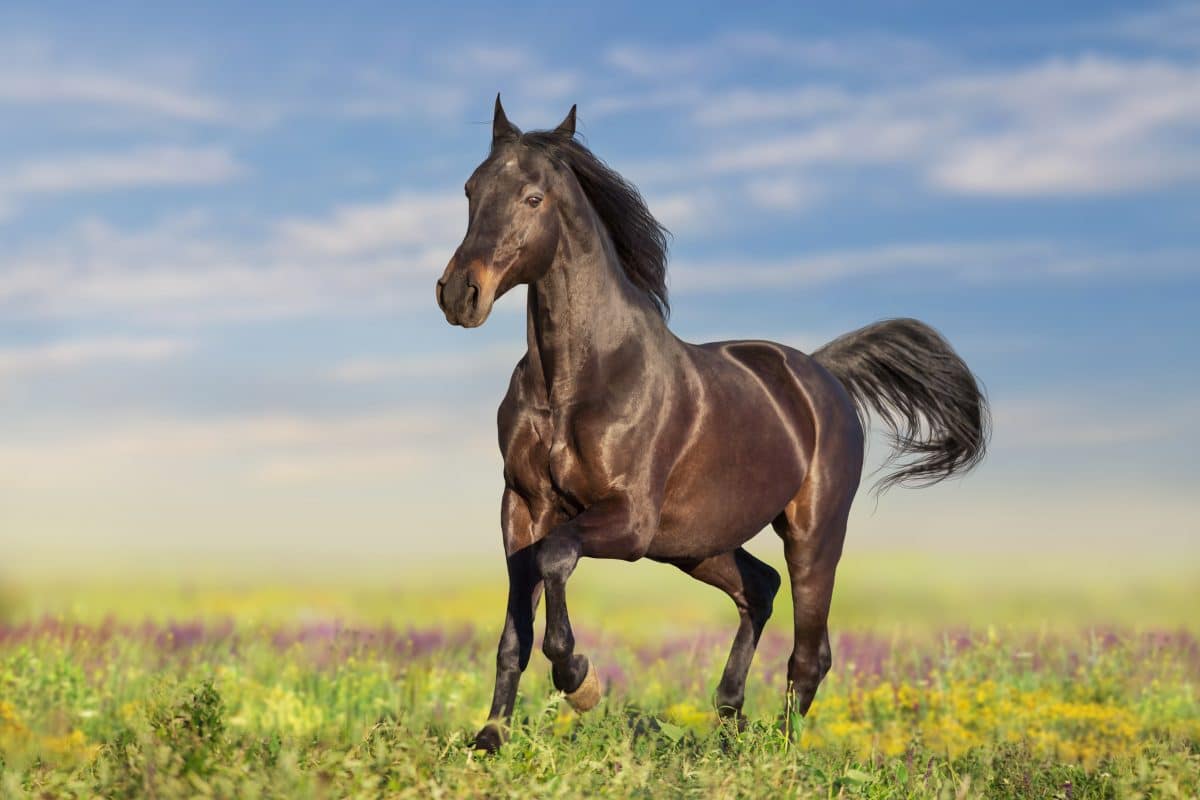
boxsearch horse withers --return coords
[436,97,989,753]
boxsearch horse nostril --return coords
[436,278,448,308]
[467,282,480,310]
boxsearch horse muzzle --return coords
[436,259,494,328]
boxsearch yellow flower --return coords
[663,702,715,731]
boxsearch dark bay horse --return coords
[436,97,989,753]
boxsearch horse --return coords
[435,96,989,753]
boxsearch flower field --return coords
[1,558,1197,798]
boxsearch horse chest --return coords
[543,410,597,510]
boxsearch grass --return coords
[1,553,1197,798]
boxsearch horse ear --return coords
[554,104,577,138]
[493,94,520,144]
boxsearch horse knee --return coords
[742,562,781,628]
[536,536,581,580]
[541,624,574,663]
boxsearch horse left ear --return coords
[493,93,521,145]
[554,104,577,138]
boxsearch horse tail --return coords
[812,318,990,492]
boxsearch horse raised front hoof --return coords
[471,722,504,754]
[563,659,602,712]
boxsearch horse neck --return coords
[526,212,667,407]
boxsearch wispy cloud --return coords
[0,39,231,123]
[0,410,469,489]
[275,193,463,257]
[330,343,523,383]
[4,208,1194,325]
[693,56,1200,196]
[1102,3,1200,50]
[0,336,188,380]
[993,397,1189,449]
[645,190,722,236]
[344,44,578,124]
[2,146,244,198]
[0,199,457,323]
[672,241,1198,292]
[741,177,820,212]
[605,32,944,81]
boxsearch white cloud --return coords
[992,397,1193,449]
[929,58,1200,194]
[0,70,228,122]
[3,207,1194,326]
[646,190,721,235]
[453,45,536,74]
[691,56,1200,196]
[2,146,244,197]
[1103,3,1200,50]
[0,40,231,123]
[345,44,578,124]
[339,69,471,121]
[330,343,523,383]
[0,198,460,323]
[275,192,463,257]
[692,86,855,127]
[588,87,706,120]
[672,241,1197,292]
[0,336,188,379]
[605,32,942,81]
[743,177,820,212]
[0,410,466,489]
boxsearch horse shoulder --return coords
[498,355,555,508]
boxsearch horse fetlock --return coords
[785,658,826,717]
[714,684,745,716]
[471,721,506,754]
[551,653,590,693]
[562,657,602,712]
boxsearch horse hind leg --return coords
[673,547,781,724]
[771,475,854,733]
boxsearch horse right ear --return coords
[493,94,520,145]
[553,104,577,138]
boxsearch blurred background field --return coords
[4,549,1197,633]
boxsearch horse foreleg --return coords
[472,546,541,753]
[536,534,596,709]
[537,496,649,712]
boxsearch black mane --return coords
[519,130,671,318]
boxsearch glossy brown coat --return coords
[436,98,989,752]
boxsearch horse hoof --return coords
[717,708,748,733]
[564,659,602,712]
[471,722,504,754]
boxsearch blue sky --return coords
[1,2,1197,569]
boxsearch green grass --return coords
[1,555,1197,798]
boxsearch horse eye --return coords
[525,195,543,208]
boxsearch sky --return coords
[1,2,1198,572]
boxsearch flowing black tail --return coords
[813,318,990,492]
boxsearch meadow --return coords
[1,553,1197,798]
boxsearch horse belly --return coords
[647,432,806,561]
